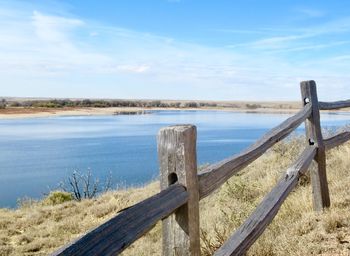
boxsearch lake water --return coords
[0,110,349,208]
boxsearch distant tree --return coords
[22,101,33,107]
[184,102,198,108]
[0,99,6,109]
[9,101,21,107]
[246,103,261,109]
[148,100,161,107]
[159,103,168,107]
[81,99,92,107]
[172,102,181,108]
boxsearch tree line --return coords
[0,98,269,110]
[0,98,221,109]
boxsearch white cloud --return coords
[32,11,84,43]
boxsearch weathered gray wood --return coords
[214,146,317,256]
[158,125,200,256]
[319,99,350,110]
[51,184,188,256]
[300,80,330,210]
[198,104,312,199]
[324,130,350,150]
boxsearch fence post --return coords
[300,80,330,211]
[157,125,201,256]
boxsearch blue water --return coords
[0,110,349,208]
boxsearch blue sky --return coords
[0,0,350,100]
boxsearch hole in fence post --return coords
[309,139,315,145]
[304,97,310,104]
[168,172,178,185]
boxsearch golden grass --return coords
[0,138,349,256]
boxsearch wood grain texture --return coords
[319,100,350,110]
[324,130,350,150]
[300,80,330,211]
[214,146,317,256]
[51,184,188,256]
[158,125,200,256]
[198,104,312,199]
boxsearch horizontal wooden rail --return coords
[324,129,350,150]
[51,184,188,256]
[198,103,312,199]
[319,100,350,110]
[214,146,317,256]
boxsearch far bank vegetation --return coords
[0,98,300,110]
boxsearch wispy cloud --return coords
[296,8,325,18]
[32,10,83,43]
[227,17,350,54]
[214,28,270,35]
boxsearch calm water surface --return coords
[0,110,349,208]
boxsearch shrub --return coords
[43,191,73,205]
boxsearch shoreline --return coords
[0,106,348,119]
[0,106,302,119]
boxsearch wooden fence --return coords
[52,80,350,256]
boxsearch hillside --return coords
[0,137,349,256]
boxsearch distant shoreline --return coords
[1,105,348,119]
[0,106,303,119]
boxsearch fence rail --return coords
[198,103,312,199]
[52,80,350,256]
[324,130,350,150]
[214,145,317,256]
[52,184,188,256]
[319,99,350,110]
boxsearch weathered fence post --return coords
[157,125,201,256]
[300,80,330,211]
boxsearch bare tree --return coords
[60,170,112,201]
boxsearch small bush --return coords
[43,191,73,205]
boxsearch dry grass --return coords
[1,138,350,256]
